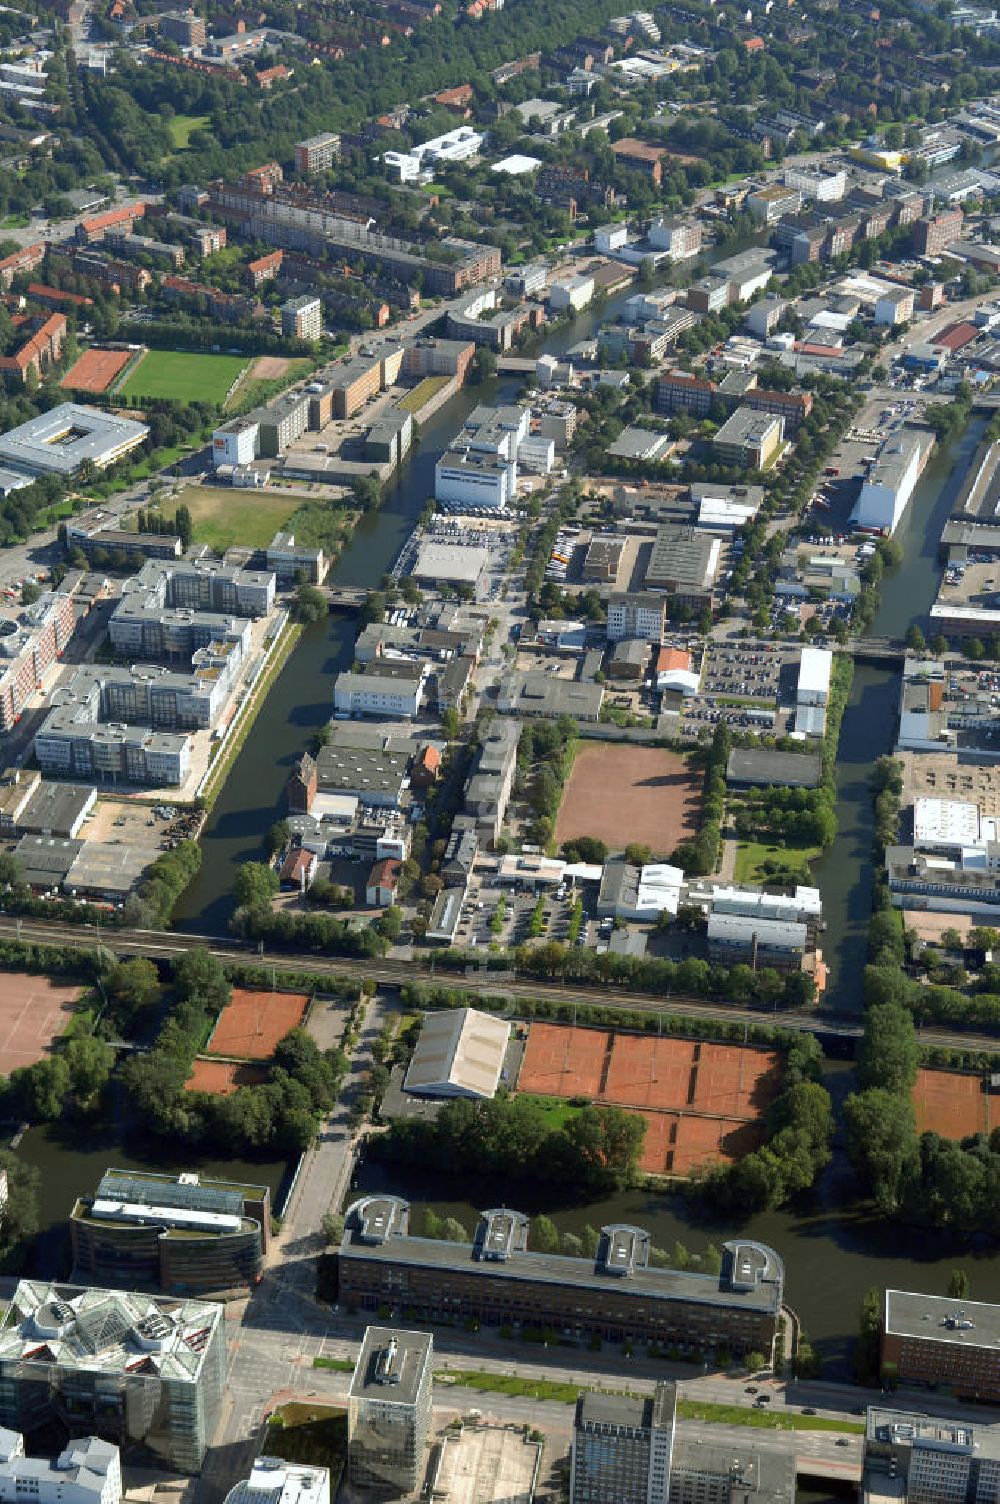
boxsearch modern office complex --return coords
[347,1326,433,1497]
[338,1199,783,1354]
[0,1432,121,1504]
[571,1382,794,1503]
[70,1170,271,1296]
[571,1383,676,1504]
[865,1406,1000,1503]
[0,1282,225,1473]
[0,405,148,479]
[882,1290,1000,1400]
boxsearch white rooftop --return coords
[491,153,542,175]
[0,404,149,478]
[225,1458,330,1504]
[403,1007,510,1099]
[913,796,982,849]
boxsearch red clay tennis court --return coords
[206,988,309,1061]
[60,348,133,394]
[913,1067,991,1139]
[0,973,79,1073]
[185,1059,269,1097]
[518,1023,780,1175]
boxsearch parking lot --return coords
[454,883,592,951]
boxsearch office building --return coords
[348,1326,432,1497]
[333,664,428,720]
[294,132,341,175]
[882,1289,1000,1400]
[712,408,783,470]
[339,1200,783,1354]
[571,1383,675,1504]
[864,1405,1000,1503]
[70,1170,270,1296]
[0,405,148,479]
[549,275,594,312]
[648,215,701,260]
[225,1458,329,1504]
[0,1433,121,1504]
[747,184,801,224]
[0,1281,225,1474]
[434,449,516,510]
[607,592,666,644]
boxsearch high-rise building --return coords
[571,1383,676,1504]
[294,133,341,175]
[348,1327,432,1497]
[0,1282,225,1474]
[280,295,322,341]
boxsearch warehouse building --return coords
[644,526,721,609]
[409,541,490,599]
[402,1009,511,1100]
[339,1200,784,1354]
[852,433,927,535]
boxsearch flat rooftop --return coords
[885,1288,1000,1347]
[349,1325,431,1405]
[0,403,148,477]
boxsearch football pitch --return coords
[118,349,248,404]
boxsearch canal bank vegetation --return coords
[117,949,348,1154]
[688,1035,834,1214]
[373,1092,647,1194]
[845,1000,1000,1232]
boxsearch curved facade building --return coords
[71,1170,269,1298]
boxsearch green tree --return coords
[855,1286,882,1383]
[292,583,327,625]
[532,1213,560,1253]
[441,706,460,738]
[905,624,926,652]
[844,1088,918,1214]
[267,820,291,856]
[947,1268,971,1300]
[234,862,280,911]
[564,1104,647,1186]
[858,1002,920,1095]
[64,1035,115,1112]
[172,948,230,1011]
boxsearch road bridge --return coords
[496,356,536,374]
[318,584,369,610]
[845,635,907,665]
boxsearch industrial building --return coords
[0,1281,225,1473]
[707,911,809,972]
[409,541,490,598]
[70,1170,271,1296]
[0,1433,121,1504]
[852,433,927,534]
[882,1290,1000,1400]
[347,1326,433,1497]
[402,1009,511,1100]
[726,749,823,789]
[497,672,604,721]
[644,526,721,610]
[0,405,148,479]
[338,1199,784,1354]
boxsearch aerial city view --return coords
[7,2,1000,1504]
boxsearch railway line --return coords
[2,913,998,1056]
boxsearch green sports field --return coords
[118,350,249,404]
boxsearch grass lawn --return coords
[1,213,30,229]
[312,1357,354,1372]
[677,1400,864,1435]
[119,349,248,404]
[520,1093,581,1130]
[227,356,313,413]
[167,113,211,149]
[398,375,451,413]
[172,484,301,552]
[734,839,821,884]
[439,1370,584,1404]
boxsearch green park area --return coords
[734,839,822,885]
[166,113,211,149]
[118,350,248,404]
[173,485,301,552]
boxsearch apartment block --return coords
[158,10,206,46]
[294,132,341,175]
[0,243,44,292]
[75,204,145,245]
[648,214,702,260]
[402,337,475,381]
[280,294,322,340]
[326,355,383,419]
[914,208,963,254]
[655,370,716,418]
[0,590,77,731]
